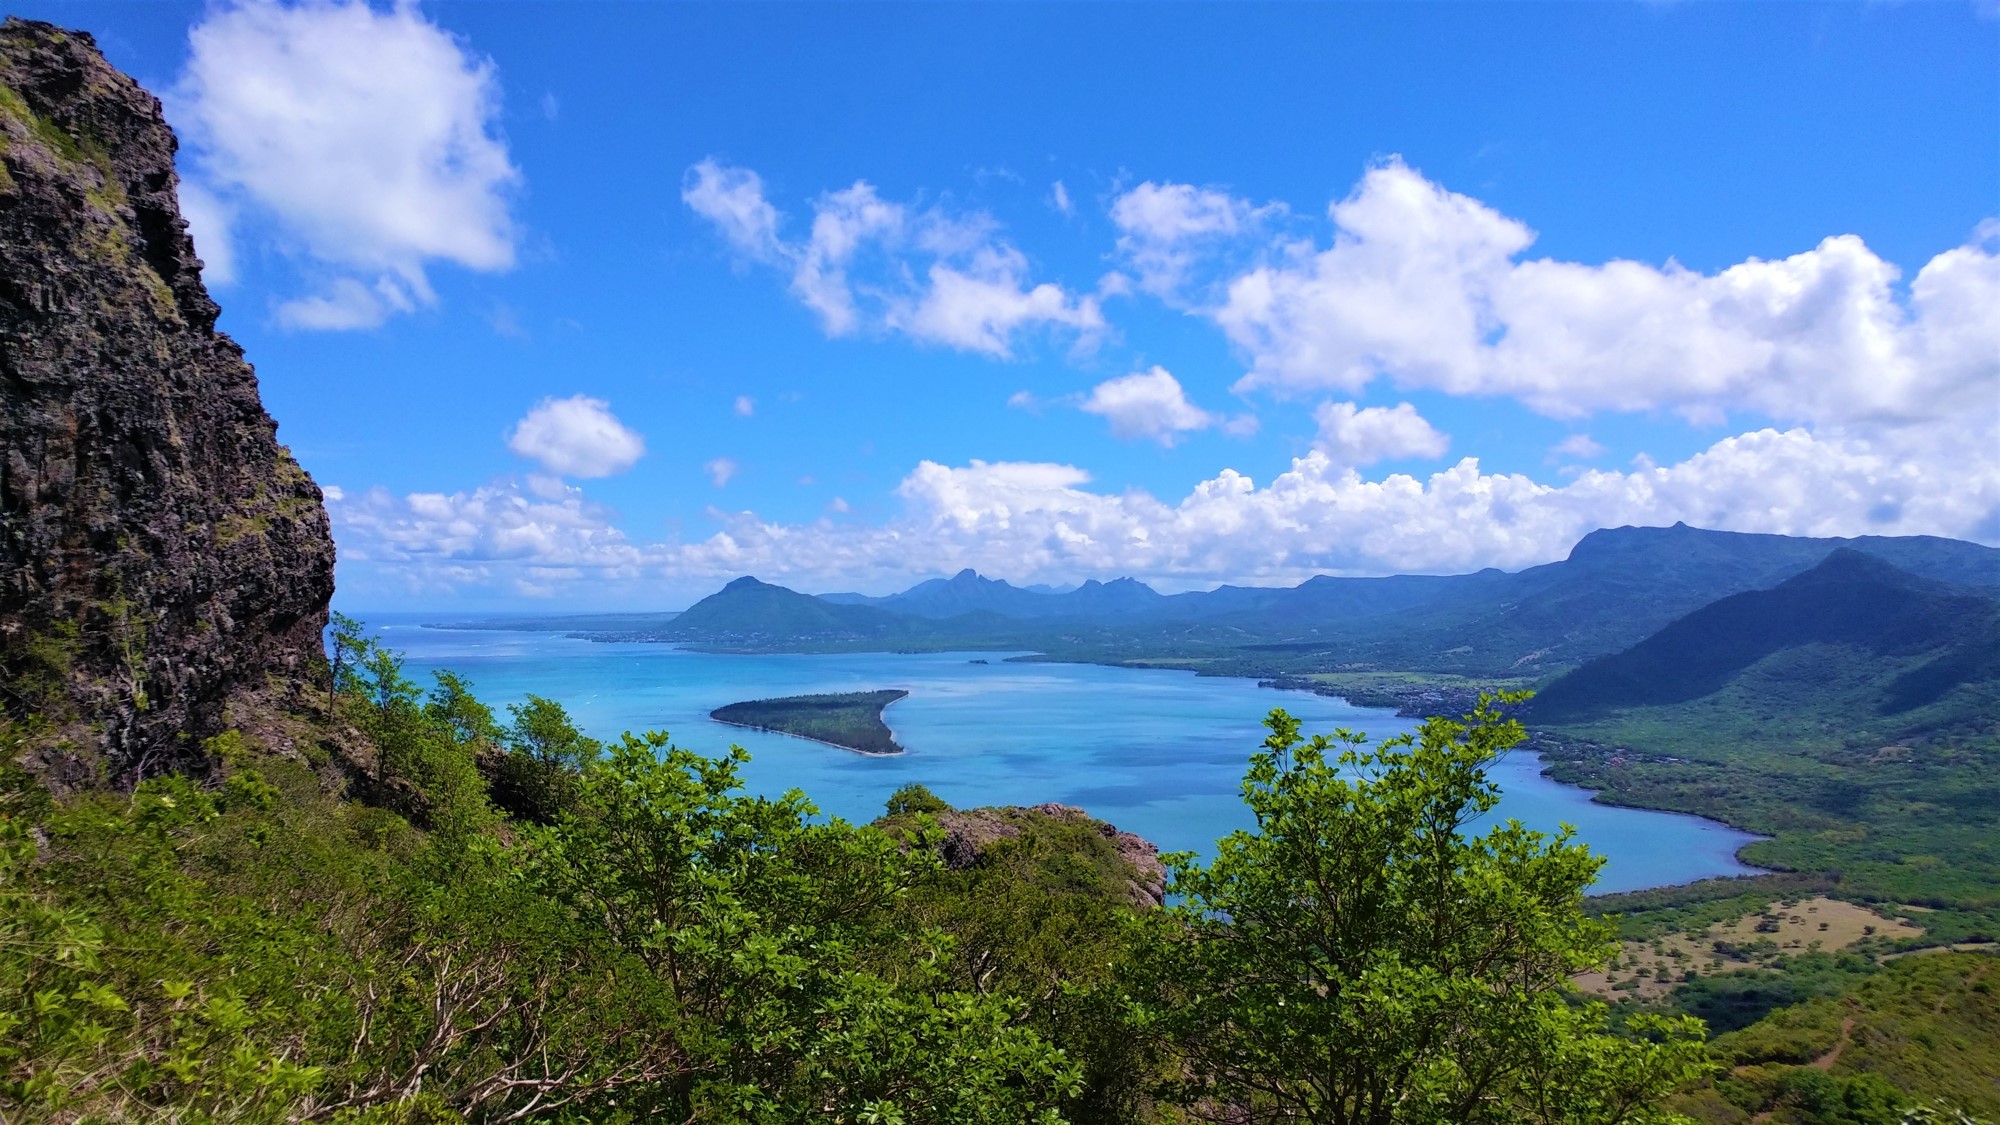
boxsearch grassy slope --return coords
[1670,952,2000,1122]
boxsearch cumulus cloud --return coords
[1049,180,1074,216]
[1079,366,1229,446]
[1549,434,1607,462]
[734,395,756,417]
[328,155,2000,601]
[1312,401,1450,467]
[506,396,646,478]
[647,420,1997,591]
[683,159,1103,357]
[329,477,642,571]
[1212,159,2000,429]
[1110,180,1281,299]
[682,160,787,264]
[173,0,519,329]
[330,408,1999,599]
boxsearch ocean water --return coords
[371,617,1763,894]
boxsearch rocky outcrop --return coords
[937,803,1167,908]
[0,20,335,783]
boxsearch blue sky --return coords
[21,0,2000,610]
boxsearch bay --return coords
[372,616,1763,894]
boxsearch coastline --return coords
[708,690,910,757]
[1009,654,1777,889]
[708,716,906,756]
[388,621,1765,892]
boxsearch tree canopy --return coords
[0,630,1743,1123]
[1123,700,1714,1123]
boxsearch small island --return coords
[709,690,911,755]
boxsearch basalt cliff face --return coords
[0,20,335,782]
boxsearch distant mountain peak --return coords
[723,575,773,591]
[1784,547,1930,590]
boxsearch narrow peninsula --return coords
[710,690,911,755]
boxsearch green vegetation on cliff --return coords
[710,689,910,755]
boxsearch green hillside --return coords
[1532,550,2000,723]
[665,576,923,646]
[1670,952,2000,1122]
[1525,553,2000,909]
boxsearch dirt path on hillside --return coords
[1809,1017,1857,1071]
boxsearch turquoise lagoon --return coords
[375,617,1762,895]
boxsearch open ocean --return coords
[369,615,1764,894]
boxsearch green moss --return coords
[0,80,85,167]
[0,78,32,124]
[1,75,127,225]
[2,620,81,716]
[84,176,124,213]
[216,512,272,545]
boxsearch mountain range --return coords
[601,523,1999,679]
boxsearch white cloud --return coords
[644,418,1998,592]
[177,182,237,285]
[328,477,642,571]
[269,276,414,331]
[1079,366,1225,446]
[173,0,519,329]
[1212,159,2000,430]
[506,396,646,478]
[1312,401,1450,466]
[682,159,787,264]
[734,395,756,417]
[829,496,850,514]
[888,247,1106,357]
[705,458,739,488]
[684,159,1102,357]
[1550,433,1607,462]
[488,302,528,340]
[1049,180,1074,216]
[791,181,904,333]
[1111,180,1281,299]
[329,408,1999,600]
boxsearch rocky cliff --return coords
[0,20,335,783]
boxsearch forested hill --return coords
[586,523,2000,676]
[664,576,925,645]
[1527,549,2000,725]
